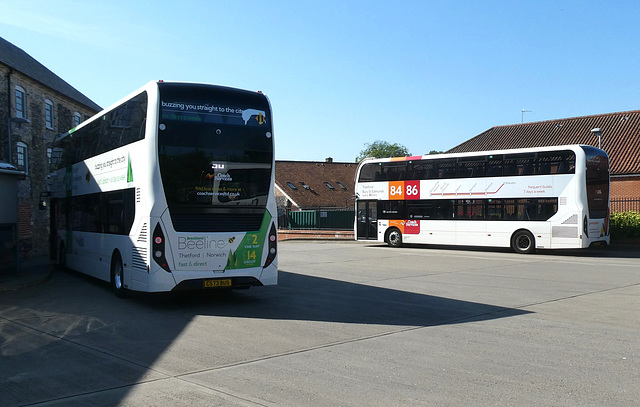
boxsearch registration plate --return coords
[203,279,232,288]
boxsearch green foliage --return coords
[356,140,410,162]
[610,211,640,239]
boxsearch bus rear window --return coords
[583,146,609,219]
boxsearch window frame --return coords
[45,98,54,129]
[73,112,82,127]
[15,86,26,119]
[16,141,28,173]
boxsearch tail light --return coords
[153,223,171,272]
[263,223,277,267]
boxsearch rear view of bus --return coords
[49,81,276,296]
[153,82,277,292]
[582,146,610,247]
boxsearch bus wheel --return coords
[387,228,403,248]
[511,230,535,254]
[111,252,127,298]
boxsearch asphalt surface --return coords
[1,241,639,406]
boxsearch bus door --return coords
[357,200,378,240]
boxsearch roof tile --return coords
[447,110,640,175]
[275,161,357,209]
[1,36,101,111]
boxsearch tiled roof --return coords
[275,160,357,209]
[447,110,640,176]
[1,36,101,111]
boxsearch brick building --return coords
[275,158,357,210]
[275,158,357,229]
[447,110,640,211]
[1,37,101,258]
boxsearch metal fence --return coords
[278,208,354,230]
[611,198,640,213]
[276,200,639,229]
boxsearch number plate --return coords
[203,279,232,288]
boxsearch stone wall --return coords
[1,65,99,258]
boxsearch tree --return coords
[356,140,410,162]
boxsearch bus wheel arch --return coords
[511,229,536,254]
[111,250,127,298]
[386,227,403,248]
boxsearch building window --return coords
[286,182,298,190]
[16,142,28,173]
[324,182,336,190]
[45,99,54,129]
[336,181,348,190]
[15,86,26,119]
[73,112,82,126]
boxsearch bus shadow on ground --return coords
[0,270,530,407]
[364,242,640,259]
[141,270,531,327]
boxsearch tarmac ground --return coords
[1,233,637,293]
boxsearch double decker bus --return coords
[355,145,609,253]
[49,81,277,296]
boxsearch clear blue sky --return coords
[2,0,639,162]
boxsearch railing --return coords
[277,208,354,230]
[276,200,640,229]
[611,198,640,213]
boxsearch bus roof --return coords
[358,144,604,166]
[54,80,268,143]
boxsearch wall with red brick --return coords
[611,176,640,212]
[611,177,640,198]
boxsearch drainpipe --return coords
[5,68,19,272]
[6,68,12,163]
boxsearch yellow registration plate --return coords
[203,279,232,288]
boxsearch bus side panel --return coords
[128,217,151,292]
[414,221,456,245]
[454,221,487,247]
[61,231,113,283]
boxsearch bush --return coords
[610,211,640,240]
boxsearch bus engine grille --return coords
[171,213,264,232]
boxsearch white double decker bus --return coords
[49,81,277,296]
[355,145,609,253]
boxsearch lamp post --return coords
[591,128,602,149]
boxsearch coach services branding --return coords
[173,213,272,271]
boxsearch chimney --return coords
[325,157,333,163]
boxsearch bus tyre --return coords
[111,252,127,298]
[387,228,403,248]
[511,230,535,254]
